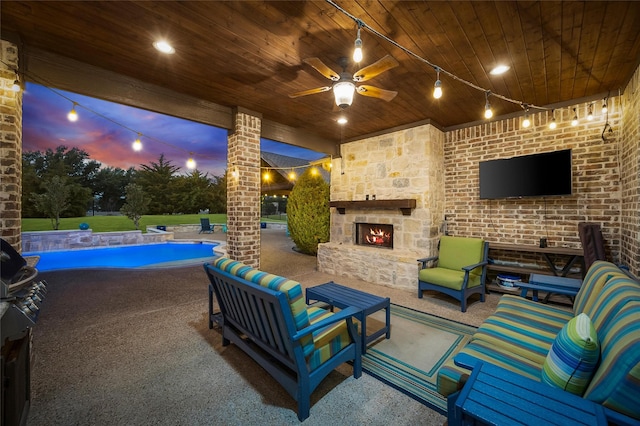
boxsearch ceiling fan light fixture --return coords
[333,81,356,109]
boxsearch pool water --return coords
[25,242,220,272]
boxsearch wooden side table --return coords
[449,354,607,426]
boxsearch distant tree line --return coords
[22,145,227,221]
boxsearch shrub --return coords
[286,168,330,255]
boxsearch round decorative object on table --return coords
[497,274,521,291]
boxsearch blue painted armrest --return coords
[462,260,488,272]
[453,352,482,370]
[291,306,361,341]
[604,407,640,426]
[417,256,438,269]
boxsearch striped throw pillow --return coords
[542,313,600,396]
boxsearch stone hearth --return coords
[317,124,445,291]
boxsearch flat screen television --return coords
[479,149,572,199]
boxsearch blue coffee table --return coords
[519,273,582,302]
[305,281,391,354]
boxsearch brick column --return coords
[0,40,22,250]
[226,108,261,268]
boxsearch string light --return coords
[262,170,271,182]
[11,72,20,92]
[571,108,579,126]
[601,97,608,114]
[132,133,143,151]
[433,67,442,99]
[522,105,531,128]
[288,170,297,181]
[587,104,594,121]
[484,92,493,119]
[67,102,78,122]
[548,110,557,129]
[186,154,196,169]
[353,22,363,63]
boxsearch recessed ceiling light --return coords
[337,117,348,124]
[153,40,175,54]
[490,65,510,75]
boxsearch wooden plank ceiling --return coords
[2,1,640,146]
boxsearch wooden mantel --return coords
[329,199,417,215]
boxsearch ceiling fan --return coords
[289,55,399,109]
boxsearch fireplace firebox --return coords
[355,223,393,249]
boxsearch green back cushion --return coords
[541,313,600,396]
[437,236,484,275]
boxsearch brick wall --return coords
[445,98,625,270]
[226,109,261,268]
[0,40,22,249]
[620,66,640,274]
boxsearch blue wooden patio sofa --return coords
[204,257,362,421]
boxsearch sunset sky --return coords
[22,83,325,177]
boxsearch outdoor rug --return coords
[362,304,477,414]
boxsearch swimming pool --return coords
[25,241,220,272]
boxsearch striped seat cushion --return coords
[583,300,640,420]
[438,338,544,397]
[470,295,573,364]
[305,306,353,371]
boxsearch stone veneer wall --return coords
[0,40,22,249]
[445,97,628,271]
[318,124,444,291]
[21,229,173,252]
[620,65,640,275]
[226,109,262,268]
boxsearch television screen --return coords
[479,149,572,199]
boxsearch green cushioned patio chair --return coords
[417,235,489,312]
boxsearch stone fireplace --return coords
[317,123,446,291]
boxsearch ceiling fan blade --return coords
[353,55,399,82]
[356,85,398,102]
[303,58,340,81]
[288,86,332,98]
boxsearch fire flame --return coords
[366,227,391,245]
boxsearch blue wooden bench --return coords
[204,258,362,421]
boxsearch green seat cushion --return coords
[541,313,600,396]
[437,235,485,276]
[419,267,482,290]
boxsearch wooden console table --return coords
[488,243,584,278]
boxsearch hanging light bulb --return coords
[353,25,363,63]
[484,92,493,119]
[310,167,319,176]
[263,170,271,182]
[67,102,79,122]
[601,97,608,114]
[522,105,531,128]
[186,154,196,170]
[132,133,143,151]
[571,108,578,126]
[288,170,297,181]
[11,72,20,92]
[433,67,442,99]
[549,110,557,129]
[587,104,594,121]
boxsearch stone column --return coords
[0,40,22,250]
[226,108,261,268]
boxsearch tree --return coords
[22,145,97,217]
[172,169,216,213]
[209,171,228,213]
[134,154,181,214]
[120,184,149,230]
[30,176,71,230]
[286,168,330,255]
[93,166,134,212]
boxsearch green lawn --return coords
[22,214,286,233]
